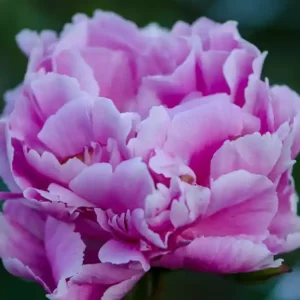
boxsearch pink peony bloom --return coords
[1,10,300,299]
[0,201,143,300]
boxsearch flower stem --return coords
[148,268,165,300]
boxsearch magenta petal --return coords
[0,203,54,290]
[99,239,150,271]
[159,237,279,273]
[244,76,274,133]
[281,231,300,253]
[25,149,86,185]
[17,29,57,57]
[181,171,278,238]
[30,73,86,120]
[211,133,282,179]
[82,48,135,111]
[131,208,167,249]
[72,263,144,286]
[16,30,43,56]
[271,85,300,130]
[170,183,210,228]
[149,149,195,179]
[141,48,197,108]
[91,97,133,145]
[47,184,95,208]
[3,201,45,239]
[88,10,147,52]
[70,158,154,212]
[209,170,277,217]
[110,158,154,212]
[223,49,255,106]
[0,192,23,200]
[3,258,51,292]
[38,98,94,158]
[291,113,300,158]
[163,100,259,186]
[54,49,99,96]
[48,263,144,300]
[0,122,20,191]
[23,188,75,220]
[164,100,252,161]
[45,217,85,283]
[69,163,113,207]
[197,51,229,95]
[128,106,171,159]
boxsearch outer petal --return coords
[271,85,300,131]
[25,149,86,185]
[0,202,54,290]
[54,49,99,96]
[3,258,51,292]
[48,263,144,300]
[269,172,300,247]
[291,113,300,159]
[16,29,57,57]
[87,10,148,52]
[197,50,229,96]
[223,49,257,106]
[0,121,20,191]
[38,98,94,159]
[10,74,86,150]
[99,239,150,271]
[29,73,86,119]
[45,217,85,284]
[244,76,274,133]
[183,171,277,239]
[208,171,277,216]
[211,132,282,180]
[159,237,279,273]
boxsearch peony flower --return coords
[0,201,143,300]
[1,10,300,299]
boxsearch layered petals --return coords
[1,11,300,300]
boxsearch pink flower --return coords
[0,201,143,300]
[1,11,300,298]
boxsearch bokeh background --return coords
[1,0,300,299]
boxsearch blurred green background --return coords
[1,0,300,299]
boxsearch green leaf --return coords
[224,264,291,284]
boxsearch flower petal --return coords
[99,239,150,271]
[159,237,279,273]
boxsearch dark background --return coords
[1,0,300,299]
